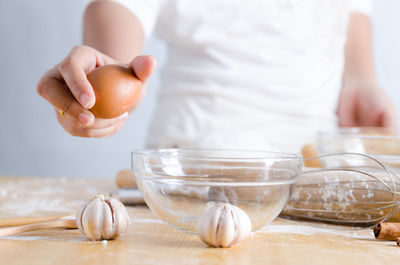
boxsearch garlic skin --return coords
[197,203,251,247]
[76,194,130,241]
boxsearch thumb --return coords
[129,55,157,82]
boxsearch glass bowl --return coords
[316,127,400,172]
[131,149,302,233]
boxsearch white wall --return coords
[0,0,399,178]
[0,0,165,178]
[373,1,400,110]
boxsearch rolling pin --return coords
[301,143,322,168]
[116,169,137,189]
[115,169,145,205]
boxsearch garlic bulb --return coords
[76,193,130,241]
[197,203,251,247]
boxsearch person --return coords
[36,0,397,153]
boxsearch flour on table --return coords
[0,177,104,217]
[132,218,163,224]
[260,220,374,240]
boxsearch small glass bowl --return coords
[316,127,400,171]
[132,149,302,233]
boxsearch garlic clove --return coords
[235,208,251,245]
[217,208,236,247]
[108,198,130,236]
[203,207,220,246]
[76,196,93,233]
[101,199,113,239]
[197,203,251,248]
[81,195,104,240]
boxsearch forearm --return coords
[83,0,144,64]
[343,13,378,86]
[338,13,397,131]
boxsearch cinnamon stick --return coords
[374,222,400,240]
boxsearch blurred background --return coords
[0,0,399,178]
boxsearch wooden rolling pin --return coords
[116,169,137,189]
[301,143,322,168]
[115,169,145,205]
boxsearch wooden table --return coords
[0,176,399,265]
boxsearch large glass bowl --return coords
[132,149,302,233]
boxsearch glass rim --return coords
[317,127,400,141]
[131,148,303,162]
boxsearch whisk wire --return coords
[282,152,400,228]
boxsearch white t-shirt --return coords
[104,0,372,153]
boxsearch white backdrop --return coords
[0,0,399,178]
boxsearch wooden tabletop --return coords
[0,176,399,265]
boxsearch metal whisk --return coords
[281,153,400,228]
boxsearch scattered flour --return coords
[132,218,163,224]
[260,220,374,240]
[0,178,101,217]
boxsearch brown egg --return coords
[87,64,141,119]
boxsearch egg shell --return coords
[87,64,141,119]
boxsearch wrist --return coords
[342,64,379,88]
[342,75,380,92]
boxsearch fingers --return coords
[130,55,156,81]
[125,55,156,114]
[380,94,397,134]
[56,111,128,137]
[37,67,95,126]
[58,47,97,109]
[337,85,358,127]
[338,83,398,134]
[57,46,118,109]
[381,105,398,135]
[86,113,128,129]
[69,120,126,138]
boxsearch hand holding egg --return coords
[37,45,156,137]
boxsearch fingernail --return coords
[78,113,91,125]
[119,112,128,121]
[80,93,91,109]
